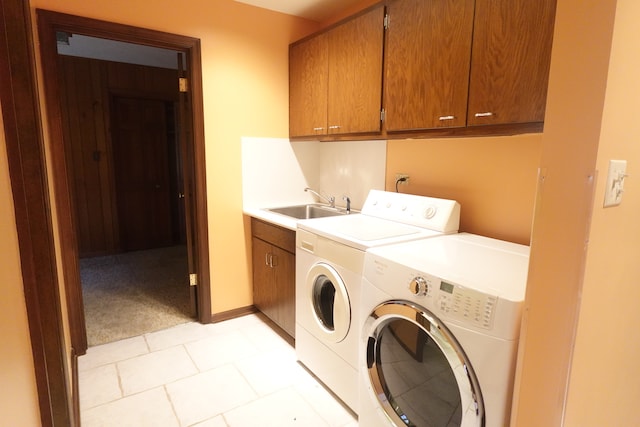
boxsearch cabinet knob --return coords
[438,115,455,121]
[474,112,494,118]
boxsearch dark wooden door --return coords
[383,0,475,131]
[111,96,174,251]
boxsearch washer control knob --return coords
[409,277,428,296]
[423,205,437,219]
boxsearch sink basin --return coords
[267,204,349,220]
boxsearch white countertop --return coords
[244,207,299,231]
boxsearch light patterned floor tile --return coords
[240,319,294,353]
[185,330,259,371]
[223,387,329,427]
[202,313,265,336]
[234,348,308,396]
[79,364,121,410]
[145,321,211,351]
[118,346,198,395]
[79,336,148,371]
[79,314,361,427]
[295,379,358,426]
[81,387,178,427]
[191,415,229,427]
[166,364,257,426]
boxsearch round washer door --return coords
[306,262,351,343]
[363,300,484,427]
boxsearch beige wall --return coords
[386,134,542,245]
[563,0,640,424]
[511,0,628,425]
[30,0,319,315]
[12,0,639,425]
[0,103,41,425]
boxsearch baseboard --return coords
[210,305,258,323]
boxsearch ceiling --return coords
[57,0,366,68]
[234,0,364,22]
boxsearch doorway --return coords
[37,10,211,355]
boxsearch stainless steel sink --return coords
[267,204,349,220]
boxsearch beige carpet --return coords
[80,245,193,347]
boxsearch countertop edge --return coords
[243,208,298,231]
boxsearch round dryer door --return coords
[307,262,350,343]
[363,300,484,427]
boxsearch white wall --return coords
[241,137,386,210]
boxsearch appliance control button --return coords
[409,277,428,296]
[423,206,437,219]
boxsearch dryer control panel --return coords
[408,275,497,330]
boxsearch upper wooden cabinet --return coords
[289,0,556,139]
[384,0,475,131]
[289,5,385,138]
[289,33,328,137]
[467,0,557,126]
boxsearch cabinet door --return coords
[252,237,275,319]
[289,34,328,138]
[383,0,475,131]
[327,6,385,135]
[272,246,296,337]
[467,0,556,125]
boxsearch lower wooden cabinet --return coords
[251,218,296,337]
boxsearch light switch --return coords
[603,159,628,207]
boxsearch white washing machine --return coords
[296,190,460,413]
[359,233,530,427]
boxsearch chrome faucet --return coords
[304,187,335,208]
[343,195,351,214]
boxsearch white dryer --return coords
[296,190,460,412]
[359,233,530,427]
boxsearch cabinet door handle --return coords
[328,125,340,130]
[265,253,270,267]
[270,254,277,267]
[474,112,494,118]
[438,115,455,121]
[313,127,324,132]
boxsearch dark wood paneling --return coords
[58,55,116,256]
[57,55,180,257]
[112,96,174,251]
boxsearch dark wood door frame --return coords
[0,1,73,425]
[36,9,212,359]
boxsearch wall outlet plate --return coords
[603,159,627,207]
[395,173,410,185]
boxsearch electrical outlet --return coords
[603,159,627,207]
[395,173,410,185]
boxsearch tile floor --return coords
[79,313,359,427]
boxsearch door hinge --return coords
[380,108,386,122]
[384,14,389,30]
[179,77,189,93]
[189,273,197,286]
